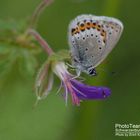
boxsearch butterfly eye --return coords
[88,68,97,76]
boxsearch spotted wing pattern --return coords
[68,14,123,74]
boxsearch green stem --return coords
[29,0,54,29]
[28,29,54,56]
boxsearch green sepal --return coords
[48,49,70,62]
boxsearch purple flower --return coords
[52,61,111,106]
[29,30,111,106]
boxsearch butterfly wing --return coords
[92,16,124,67]
[68,14,123,74]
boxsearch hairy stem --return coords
[29,0,54,29]
[28,29,54,55]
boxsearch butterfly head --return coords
[87,67,97,76]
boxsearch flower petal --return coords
[70,79,111,100]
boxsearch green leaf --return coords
[0,19,27,32]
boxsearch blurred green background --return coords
[0,0,140,140]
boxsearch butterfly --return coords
[68,14,124,76]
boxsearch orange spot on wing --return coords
[72,27,80,35]
[92,23,96,28]
[86,22,92,29]
[79,23,86,31]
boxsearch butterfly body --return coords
[68,14,123,76]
